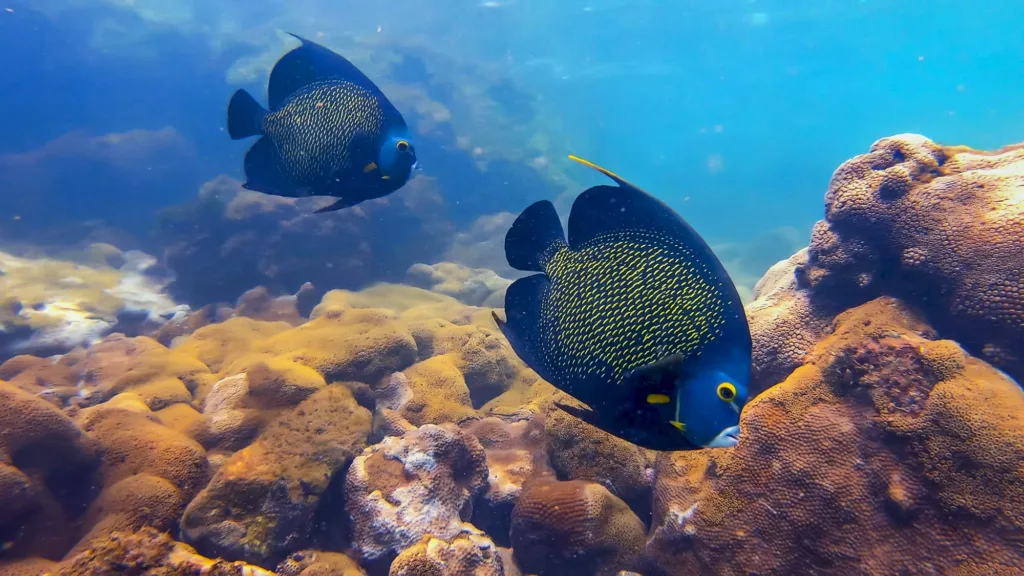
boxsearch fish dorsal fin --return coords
[566,154,707,253]
[268,33,395,115]
[565,154,752,357]
[504,199,567,272]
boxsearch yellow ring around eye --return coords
[717,382,737,402]
[397,140,409,151]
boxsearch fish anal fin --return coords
[554,400,602,426]
[313,197,357,213]
[504,199,567,272]
[242,137,297,197]
[498,273,557,383]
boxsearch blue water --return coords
[1,0,1021,254]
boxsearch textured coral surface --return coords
[0,135,1022,576]
[646,298,1024,575]
[803,134,1024,381]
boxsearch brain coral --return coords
[510,478,646,576]
[802,134,1024,382]
[644,297,1024,576]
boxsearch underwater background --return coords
[0,1,1022,575]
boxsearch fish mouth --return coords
[704,425,741,449]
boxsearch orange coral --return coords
[389,530,505,576]
[804,134,1024,381]
[510,479,646,576]
[181,386,371,568]
[644,297,1024,575]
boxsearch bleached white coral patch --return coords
[0,246,188,357]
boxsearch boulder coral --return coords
[1,132,1022,575]
[802,134,1024,382]
[510,479,647,576]
[181,386,372,567]
[157,175,455,307]
[644,297,1024,575]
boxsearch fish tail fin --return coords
[504,200,567,272]
[227,89,268,140]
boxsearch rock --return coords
[181,386,371,568]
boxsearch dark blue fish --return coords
[227,33,417,213]
[492,155,751,451]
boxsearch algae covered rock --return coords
[181,385,372,567]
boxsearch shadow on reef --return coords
[0,134,1020,576]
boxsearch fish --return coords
[491,155,751,451]
[226,33,417,213]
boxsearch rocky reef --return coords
[0,134,1021,576]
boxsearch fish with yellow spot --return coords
[491,155,750,451]
[226,33,417,213]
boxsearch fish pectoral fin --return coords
[623,353,686,396]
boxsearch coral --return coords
[345,423,489,564]
[644,298,1024,576]
[463,416,554,547]
[0,557,59,576]
[157,174,455,306]
[0,381,100,559]
[389,530,505,576]
[510,479,646,576]
[181,386,371,568]
[68,333,215,410]
[405,262,510,308]
[543,407,656,519]
[743,248,841,394]
[0,247,187,360]
[277,550,367,576]
[375,358,478,427]
[77,407,211,502]
[58,527,274,576]
[802,134,1024,381]
[65,473,186,559]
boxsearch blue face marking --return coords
[674,366,749,448]
[378,134,417,183]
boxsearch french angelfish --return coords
[492,155,752,451]
[226,33,417,213]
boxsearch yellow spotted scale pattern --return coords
[262,80,386,191]
[538,228,731,386]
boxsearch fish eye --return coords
[397,140,410,152]
[717,382,737,402]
